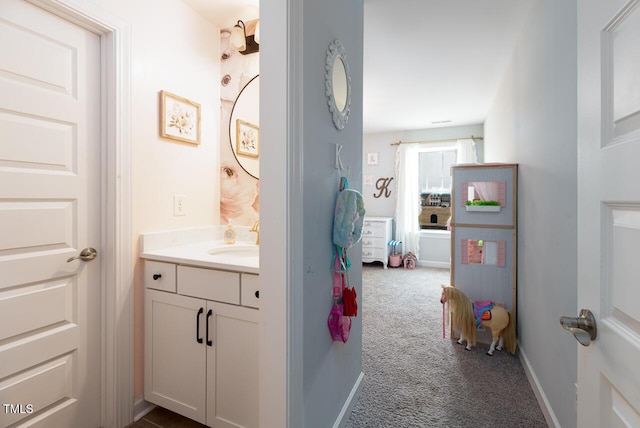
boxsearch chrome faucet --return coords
[250,220,260,245]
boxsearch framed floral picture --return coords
[236,119,259,157]
[160,90,201,144]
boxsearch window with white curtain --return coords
[418,149,457,193]
[417,147,456,230]
[395,139,477,256]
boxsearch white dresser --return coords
[361,217,393,268]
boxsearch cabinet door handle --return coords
[255,290,259,299]
[153,274,162,280]
[196,307,204,344]
[206,309,213,346]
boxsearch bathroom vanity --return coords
[140,228,259,427]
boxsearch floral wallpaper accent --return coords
[219,27,259,226]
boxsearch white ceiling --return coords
[183,0,535,134]
[181,0,259,27]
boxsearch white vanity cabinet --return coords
[144,261,259,428]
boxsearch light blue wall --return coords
[484,1,578,427]
[260,0,363,424]
[301,0,364,426]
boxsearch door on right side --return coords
[577,0,640,425]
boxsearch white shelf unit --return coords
[450,164,518,343]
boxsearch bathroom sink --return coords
[208,244,259,258]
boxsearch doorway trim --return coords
[27,1,133,426]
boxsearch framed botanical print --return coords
[235,119,259,157]
[160,90,201,144]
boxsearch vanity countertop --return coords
[141,240,259,274]
[140,227,259,274]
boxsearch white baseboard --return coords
[133,398,155,422]
[417,260,450,269]
[333,371,365,428]
[518,345,560,428]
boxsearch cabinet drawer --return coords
[145,261,177,292]
[241,273,259,309]
[361,236,386,248]
[362,247,387,259]
[363,223,385,237]
[363,219,386,228]
[178,266,240,305]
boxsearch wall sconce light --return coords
[230,19,259,55]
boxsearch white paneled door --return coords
[0,0,101,427]
[577,0,640,425]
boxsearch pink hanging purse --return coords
[328,248,354,343]
[327,303,351,343]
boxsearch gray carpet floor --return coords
[345,265,548,428]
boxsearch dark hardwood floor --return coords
[127,407,205,428]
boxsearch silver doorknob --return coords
[67,247,98,263]
[560,309,597,346]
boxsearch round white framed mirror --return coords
[325,40,351,130]
[229,75,259,179]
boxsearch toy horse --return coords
[440,285,516,355]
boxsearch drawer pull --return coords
[152,274,162,280]
[196,308,204,344]
[255,290,260,298]
[206,309,213,346]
